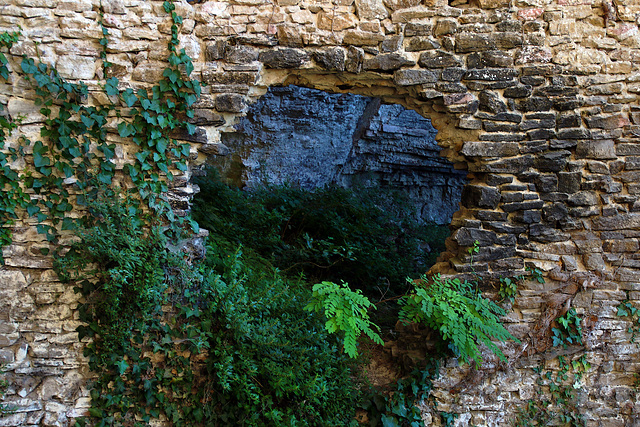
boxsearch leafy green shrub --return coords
[399,274,517,364]
[60,194,361,426]
[305,281,383,358]
[192,168,448,295]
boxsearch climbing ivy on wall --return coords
[0,1,198,261]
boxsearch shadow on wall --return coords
[210,85,468,225]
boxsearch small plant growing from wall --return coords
[0,365,13,417]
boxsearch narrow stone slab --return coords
[461,141,519,157]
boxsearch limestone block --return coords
[455,32,497,53]
[55,55,96,80]
[178,34,202,60]
[259,48,310,68]
[131,61,165,83]
[363,53,415,71]
[477,0,511,7]
[6,98,47,125]
[418,50,462,68]
[576,140,616,160]
[101,0,125,14]
[393,69,438,85]
[342,29,385,46]
[317,11,357,31]
[355,0,389,20]
[215,93,247,112]
[313,48,346,71]
[291,9,314,24]
[461,141,519,158]
[13,0,56,7]
[59,16,101,39]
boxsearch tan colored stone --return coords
[59,16,102,39]
[317,11,357,31]
[355,0,389,20]
[477,0,511,8]
[56,55,96,80]
[291,9,314,24]
[342,29,385,45]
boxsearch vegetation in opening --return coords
[61,193,361,426]
[192,168,449,296]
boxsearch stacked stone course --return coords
[1,0,640,425]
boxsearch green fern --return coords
[399,274,518,365]
[305,281,383,358]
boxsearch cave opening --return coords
[195,85,468,297]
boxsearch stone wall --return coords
[211,85,467,224]
[1,0,640,425]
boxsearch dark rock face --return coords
[210,86,467,225]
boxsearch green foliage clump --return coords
[399,274,517,365]
[498,276,518,304]
[616,294,640,343]
[61,194,361,427]
[192,169,447,295]
[305,281,383,358]
[551,308,583,349]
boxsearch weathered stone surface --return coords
[393,69,438,86]
[259,48,309,68]
[462,185,500,209]
[355,0,389,20]
[461,141,518,157]
[456,33,496,53]
[313,48,346,71]
[479,90,507,113]
[464,68,519,81]
[468,50,514,69]
[225,45,258,64]
[418,51,463,68]
[363,53,415,71]
[215,94,247,112]
[406,37,440,52]
[345,46,364,73]
[56,55,96,80]
[576,140,616,160]
[342,30,385,46]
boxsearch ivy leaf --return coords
[105,77,120,96]
[185,94,197,106]
[61,217,76,231]
[118,122,132,138]
[33,152,50,168]
[157,115,168,129]
[26,204,40,216]
[156,139,167,154]
[115,359,129,375]
[122,89,137,107]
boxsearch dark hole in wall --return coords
[210,85,468,227]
